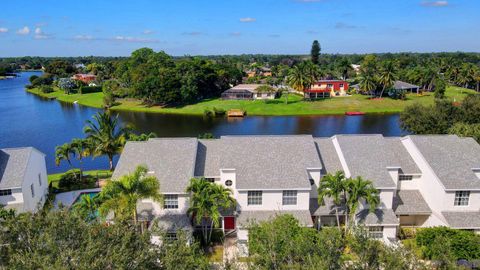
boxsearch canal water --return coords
[0,72,405,173]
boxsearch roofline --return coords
[236,188,311,191]
[395,211,432,215]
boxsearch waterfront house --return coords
[221,84,277,100]
[72,73,97,84]
[0,147,48,213]
[112,134,480,254]
[304,80,349,99]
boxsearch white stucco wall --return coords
[236,190,310,211]
[143,193,190,214]
[0,188,24,207]
[20,149,48,213]
[383,226,397,240]
[397,175,421,190]
[309,169,321,199]
[379,189,395,209]
[443,191,480,211]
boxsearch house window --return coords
[454,191,470,206]
[327,84,333,88]
[164,194,179,209]
[247,191,262,205]
[165,232,177,241]
[0,189,12,196]
[30,184,35,198]
[282,190,297,205]
[225,180,233,187]
[205,178,215,183]
[368,226,383,239]
[340,83,344,88]
[398,175,413,181]
[38,174,42,186]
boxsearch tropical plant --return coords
[186,178,235,245]
[72,194,99,222]
[98,165,163,225]
[317,171,347,229]
[69,138,91,181]
[377,61,397,97]
[127,132,157,141]
[55,143,75,168]
[286,61,321,92]
[84,111,131,171]
[337,58,353,80]
[344,176,380,230]
[358,71,377,96]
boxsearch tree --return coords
[55,143,75,168]
[102,80,120,108]
[400,99,459,134]
[344,176,379,230]
[128,132,157,141]
[186,178,235,245]
[337,58,353,80]
[317,171,347,229]
[98,165,163,225]
[57,78,76,94]
[377,61,397,97]
[449,123,480,143]
[83,111,130,171]
[434,78,447,99]
[72,193,99,222]
[286,61,320,92]
[358,71,377,96]
[311,40,321,65]
[70,138,91,181]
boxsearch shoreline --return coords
[25,86,476,116]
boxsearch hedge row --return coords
[416,227,480,260]
[79,86,102,94]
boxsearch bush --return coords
[40,85,54,93]
[416,227,480,260]
[212,107,226,117]
[399,227,417,239]
[31,76,53,87]
[203,109,214,118]
[79,86,102,94]
[58,169,81,190]
[57,78,77,94]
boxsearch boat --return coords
[345,111,365,116]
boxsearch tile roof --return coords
[0,147,34,189]
[112,138,198,193]
[356,208,399,226]
[393,190,431,215]
[408,135,480,190]
[237,210,314,228]
[442,211,480,229]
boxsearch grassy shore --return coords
[27,86,477,116]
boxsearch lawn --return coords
[48,169,112,191]
[27,86,477,116]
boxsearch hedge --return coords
[416,227,480,260]
[79,86,102,94]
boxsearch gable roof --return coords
[385,138,421,175]
[314,138,343,175]
[442,211,480,229]
[112,138,198,193]
[194,139,222,177]
[0,147,35,189]
[220,135,321,190]
[393,190,431,215]
[393,81,419,90]
[407,135,480,190]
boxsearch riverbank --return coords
[26,86,476,116]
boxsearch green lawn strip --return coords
[48,169,112,189]
[27,86,477,116]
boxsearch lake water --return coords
[0,72,405,173]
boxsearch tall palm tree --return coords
[98,165,163,225]
[70,138,91,181]
[186,178,235,245]
[344,176,380,231]
[286,61,321,93]
[378,61,397,97]
[337,58,353,80]
[55,143,74,168]
[358,71,377,97]
[317,171,347,229]
[84,111,131,171]
[72,194,99,222]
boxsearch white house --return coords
[112,134,480,253]
[0,147,48,213]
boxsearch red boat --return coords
[345,111,365,116]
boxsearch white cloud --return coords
[239,17,256,23]
[421,1,449,7]
[0,27,8,33]
[34,27,42,34]
[16,26,30,35]
[74,34,95,40]
[143,29,154,35]
[112,36,159,43]
[33,27,52,39]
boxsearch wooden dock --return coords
[227,109,246,117]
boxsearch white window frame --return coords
[454,191,470,206]
[368,226,383,239]
[398,175,413,181]
[164,194,179,209]
[282,190,297,205]
[247,191,262,205]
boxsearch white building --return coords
[112,135,480,251]
[0,147,48,213]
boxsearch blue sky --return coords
[0,0,478,56]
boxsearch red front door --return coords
[224,216,235,230]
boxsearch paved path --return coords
[53,188,101,209]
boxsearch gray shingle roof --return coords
[237,210,314,228]
[393,190,431,215]
[314,138,343,175]
[194,139,222,177]
[112,138,198,193]
[0,147,34,189]
[152,212,193,232]
[408,135,480,190]
[220,135,321,190]
[393,81,419,90]
[385,138,421,175]
[335,135,398,189]
[442,211,480,229]
[356,208,399,226]
[309,198,346,216]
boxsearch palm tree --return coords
[72,194,99,222]
[358,71,377,97]
[84,111,131,171]
[317,171,347,229]
[286,61,321,93]
[344,176,380,231]
[98,165,163,225]
[186,178,235,245]
[70,138,91,182]
[377,61,397,97]
[337,58,353,80]
[55,143,74,168]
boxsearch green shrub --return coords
[79,86,102,94]
[212,107,226,117]
[40,85,54,93]
[58,169,81,190]
[203,109,214,118]
[399,227,417,239]
[416,227,480,260]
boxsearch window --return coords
[398,175,413,181]
[454,191,470,206]
[368,226,383,239]
[165,232,177,241]
[225,180,233,187]
[205,178,215,183]
[38,174,42,186]
[0,189,12,196]
[327,83,333,88]
[340,83,344,88]
[309,179,315,186]
[247,191,262,205]
[164,194,179,209]
[30,184,35,198]
[282,190,297,205]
